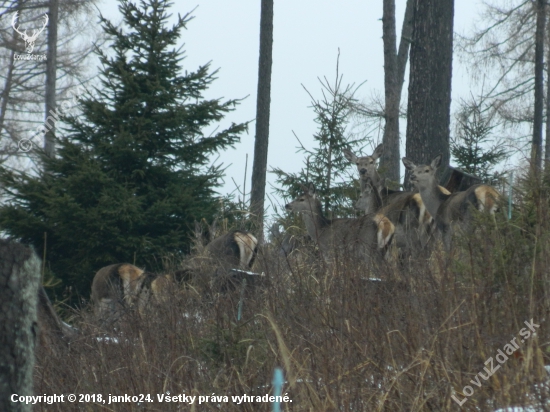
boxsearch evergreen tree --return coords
[272,66,364,219]
[451,98,508,184]
[0,0,248,303]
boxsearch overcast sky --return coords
[97,0,483,217]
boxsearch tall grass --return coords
[35,178,550,411]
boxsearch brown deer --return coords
[402,154,500,250]
[354,176,435,251]
[91,263,172,325]
[285,183,394,262]
[343,144,409,205]
[347,145,450,251]
[193,220,258,271]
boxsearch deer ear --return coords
[209,218,218,239]
[343,148,357,163]
[402,157,416,170]
[431,154,442,169]
[307,183,316,197]
[372,144,384,160]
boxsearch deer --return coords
[354,176,434,252]
[11,12,48,54]
[192,219,258,271]
[91,263,173,325]
[343,144,409,205]
[285,183,395,263]
[402,154,500,250]
[346,145,450,252]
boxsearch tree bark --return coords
[533,0,545,174]
[44,0,59,159]
[546,3,550,168]
[249,0,274,239]
[0,240,41,412]
[380,0,400,183]
[404,0,454,189]
[380,0,414,186]
[396,0,414,95]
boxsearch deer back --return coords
[204,230,258,270]
[314,214,394,256]
[438,184,500,226]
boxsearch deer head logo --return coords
[11,12,48,54]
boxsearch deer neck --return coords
[417,180,449,220]
[362,181,383,215]
[300,202,328,243]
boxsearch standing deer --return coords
[347,145,450,252]
[91,263,173,325]
[193,220,258,271]
[343,144,409,205]
[402,154,500,250]
[285,184,394,262]
[355,176,435,251]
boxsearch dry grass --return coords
[34,182,550,412]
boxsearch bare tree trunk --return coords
[44,0,59,158]
[532,0,545,174]
[379,0,414,186]
[380,0,399,183]
[546,7,550,168]
[0,49,16,143]
[249,0,274,240]
[404,0,454,190]
[0,0,21,146]
[0,240,41,412]
[396,0,414,95]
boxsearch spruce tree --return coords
[0,0,247,303]
[272,68,364,219]
[451,99,508,184]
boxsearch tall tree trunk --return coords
[545,5,550,168]
[44,0,59,159]
[250,0,274,239]
[380,0,399,183]
[396,0,414,95]
[379,0,414,186]
[404,0,454,190]
[0,0,22,147]
[533,0,545,174]
[0,240,41,412]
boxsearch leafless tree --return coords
[532,0,545,172]
[250,0,274,240]
[0,0,102,164]
[457,1,550,164]
[379,0,413,184]
[44,0,58,158]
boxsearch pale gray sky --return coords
[97,0,483,214]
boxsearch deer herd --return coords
[91,144,501,326]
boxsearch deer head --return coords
[343,144,385,190]
[12,12,48,54]
[402,154,442,191]
[285,183,321,216]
